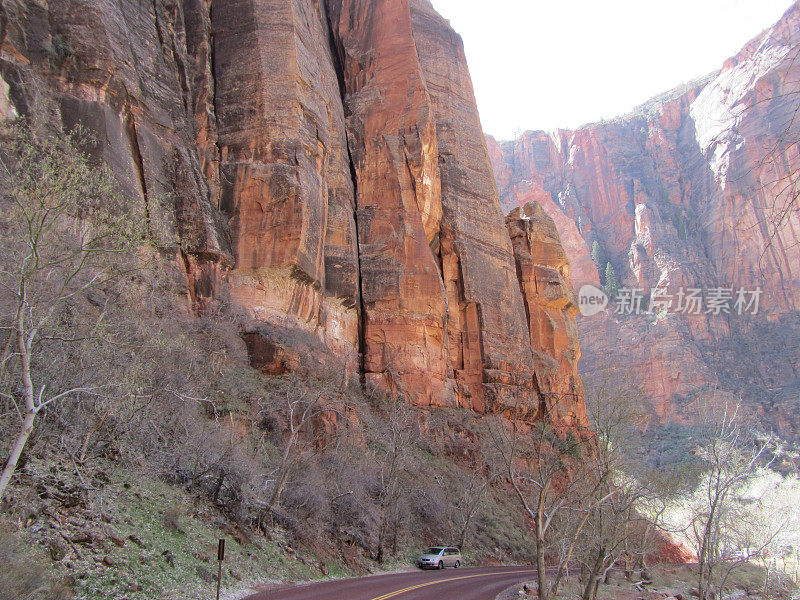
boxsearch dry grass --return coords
[0,521,71,600]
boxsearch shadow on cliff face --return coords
[494,81,800,450]
[704,311,800,442]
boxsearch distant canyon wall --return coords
[489,4,800,437]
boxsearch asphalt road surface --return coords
[244,566,537,600]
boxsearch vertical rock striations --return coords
[212,0,361,376]
[326,0,452,406]
[0,0,589,428]
[409,0,540,414]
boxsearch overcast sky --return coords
[429,0,795,140]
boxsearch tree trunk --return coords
[536,530,549,600]
[459,507,476,550]
[391,518,399,555]
[376,523,385,564]
[212,471,225,502]
[582,548,605,600]
[458,522,468,550]
[698,559,707,600]
[0,325,13,383]
[78,406,113,463]
[533,485,550,600]
[0,305,37,500]
[0,409,36,499]
[581,572,598,600]
[535,488,549,600]
[698,517,714,600]
[268,432,299,508]
[268,465,292,508]
[552,505,596,597]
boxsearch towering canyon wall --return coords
[489,4,800,438]
[0,0,587,428]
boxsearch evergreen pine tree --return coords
[591,240,603,269]
[605,262,620,298]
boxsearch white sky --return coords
[429,0,795,140]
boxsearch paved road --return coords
[244,566,537,600]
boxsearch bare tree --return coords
[456,471,495,551]
[369,399,418,564]
[702,460,800,599]
[434,466,496,551]
[260,377,350,510]
[577,374,667,600]
[490,413,597,600]
[0,122,143,499]
[686,398,772,600]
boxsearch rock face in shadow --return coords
[0,0,588,428]
[488,5,800,438]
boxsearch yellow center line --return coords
[368,569,536,600]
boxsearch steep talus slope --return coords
[0,0,587,428]
[489,4,800,438]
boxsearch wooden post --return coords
[216,539,225,600]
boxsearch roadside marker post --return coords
[216,539,225,600]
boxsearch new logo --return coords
[578,284,608,317]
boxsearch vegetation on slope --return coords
[0,122,547,598]
[2,122,797,600]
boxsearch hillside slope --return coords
[0,1,590,597]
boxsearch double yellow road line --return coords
[368,569,536,600]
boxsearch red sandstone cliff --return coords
[489,4,800,438]
[505,203,587,425]
[0,0,587,428]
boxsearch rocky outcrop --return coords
[505,203,586,426]
[0,0,588,427]
[489,4,800,438]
